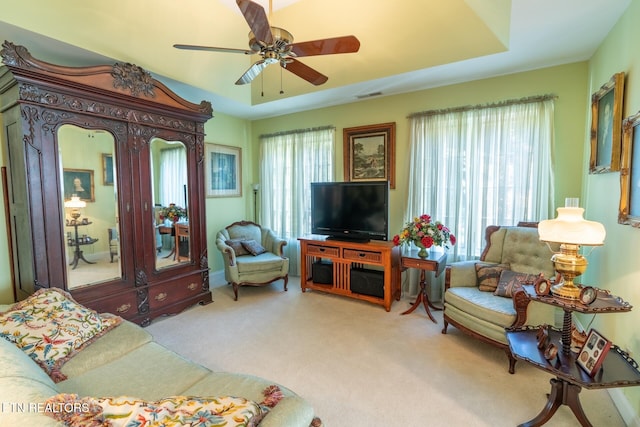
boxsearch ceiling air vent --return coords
[356,91,382,99]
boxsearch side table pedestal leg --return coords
[519,378,591,427]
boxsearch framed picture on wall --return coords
[618,110,640,227]
[102,153,114,185]
[205,143,242,198]
[589,72,625,174]
[343,122,396,188]
[63,168,95,202]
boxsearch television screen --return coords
[311,181,389,241]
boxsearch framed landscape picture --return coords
[618,111,640,227]
[590,72,625,173]
[343,122,396,188]
[205,143,242,198]
[63,168,95,202]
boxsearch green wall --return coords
[581,0,640,421]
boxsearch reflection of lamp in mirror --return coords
[64,194,86,223]
[252,183,260,222]
[538,198,606,299]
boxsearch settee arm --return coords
[510,287,533,329]
[445,260,486,290]
[262,228,287,257]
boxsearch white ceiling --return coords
[0,0,631,120]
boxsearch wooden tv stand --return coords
[298,236,401,311]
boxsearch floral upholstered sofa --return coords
[0,288,320,426]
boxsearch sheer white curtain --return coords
[406,96,555,267]
[158,147,188,209]
[259,127,335,275]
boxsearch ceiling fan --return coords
[174,0,360,86]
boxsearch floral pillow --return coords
[0,288,122,382]
[44,386,285,427]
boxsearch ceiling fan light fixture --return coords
[177,0,359,86]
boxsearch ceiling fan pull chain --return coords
[261,71,264,97]
[280,66,284,95]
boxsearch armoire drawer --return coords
[90,292,139,318]
[148,279,203,309]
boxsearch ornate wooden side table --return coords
[399,249,447,323]
[507,285,639,426]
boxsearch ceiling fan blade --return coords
[235,59,272,85]
[282,58,328,86]
[290,35,360,57]
[236,0,273,45]
[173,44,254,55]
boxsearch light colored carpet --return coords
[146,277,624,426]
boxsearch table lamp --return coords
[64,195,86,222]
[538,198,605,299]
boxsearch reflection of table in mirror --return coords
[67,221,98,269]
[157,225,175,259]
[157,223,189,262]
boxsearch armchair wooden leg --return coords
[506,350,517,374]
[442,319,449,334]
[232,283,239,301]
[283,275,288,292]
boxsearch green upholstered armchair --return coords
[442,224,559,373]
[215,220,289,300]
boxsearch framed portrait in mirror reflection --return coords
[205,143,242,198]
[102,153,114,185]
[63,168,95,202]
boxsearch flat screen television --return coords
[311,181,389,242]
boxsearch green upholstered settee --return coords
[442,224,558,373]
[0,292,318,426]
[216,220,289,300]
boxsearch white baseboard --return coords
[609,388,640,427]
[209,269,225,286]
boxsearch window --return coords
[406,96,555,261]
[259,127,335,274]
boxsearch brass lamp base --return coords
[551,281,581,299]
[550,243,587,300]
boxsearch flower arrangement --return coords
[160,203,187,222]
[393,214,456,256]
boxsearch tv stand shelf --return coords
[298,235,401,311]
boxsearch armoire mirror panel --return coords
[58,125,121,289]
[150,138,190,270]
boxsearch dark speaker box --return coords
[350,268,384,298]
[312,260,333,284]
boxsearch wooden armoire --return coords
[0,41,213,325]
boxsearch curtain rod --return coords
[407,94,557,119]
[259,125,335,139]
